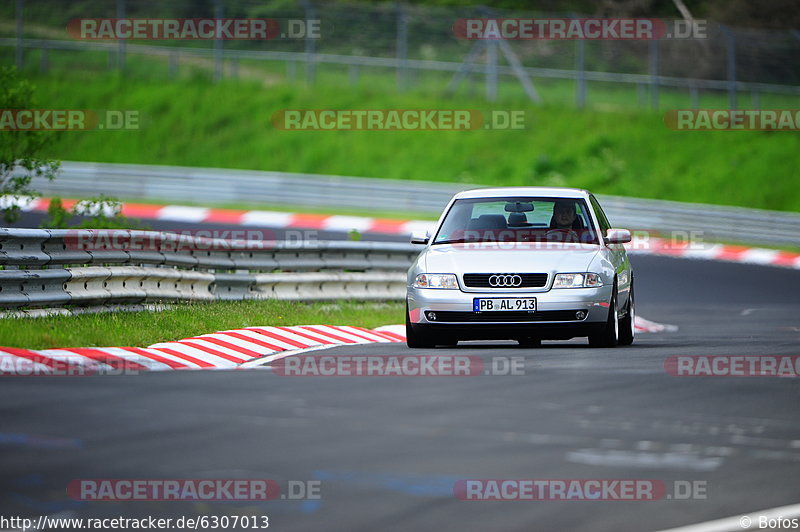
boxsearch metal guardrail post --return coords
[117,0,126,71]
[649,39,659,110]
[213,0,224,82]
[722,25,737,109]
[396,3,409,91]
[15,0,23,69]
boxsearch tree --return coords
[0,67,60,224]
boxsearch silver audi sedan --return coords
[406,187,634,348]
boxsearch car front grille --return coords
[462,273,548,288]
[431,310,583,322]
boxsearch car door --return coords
[590,194,632,303]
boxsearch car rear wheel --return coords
[618,282,635,346]
[588,288,619,348]
[406,303,435,348]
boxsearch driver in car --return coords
[547,200,585,243]
[551,201,579,229]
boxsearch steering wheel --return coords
[545,228,578,241]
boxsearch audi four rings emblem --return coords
[488,274,523,287]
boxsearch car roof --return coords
[452,187,591,200]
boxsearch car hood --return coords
[424,244,601,276]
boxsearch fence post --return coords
[722,26,737,109]
[486,38,497,101]
[396,3,409,91]
[483,7,497,102]
[169,50,178,78]
[649,39,659,110]
[575,38,586,109]
[40,44,48,73]
[213,0,224,82]
[349,63,359,85]
[116,0,126,71]
[302,0,317,85]
[15,0,23,69]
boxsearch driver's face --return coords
[554,205,577,226]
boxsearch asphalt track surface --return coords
[1,216,800,531]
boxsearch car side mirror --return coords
[605,228,632,245]
[410,230,430,245]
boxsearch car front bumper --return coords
[407,285,613,340]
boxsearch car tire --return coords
[518,337,542,348]
[406,303,435,348]
[588,287,619,348]
[618,282,635,346]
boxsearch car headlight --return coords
[414,273,459,289]
[552,273,603,288]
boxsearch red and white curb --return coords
[625,236,800,269]
[0,325,405,375]
[9,196,435,237]
[10,196,799,270]
[0,318,673,375]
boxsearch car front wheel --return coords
[406,303,435,348]
[618,282,635,346]
[589,288,619,348]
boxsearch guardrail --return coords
[0,229,416,309]
[24,161,800,247]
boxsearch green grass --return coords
[0,300,404,349]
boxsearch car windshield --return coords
[433,196,599,245]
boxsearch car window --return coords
[589,194,611,233]
[433,196,599,245]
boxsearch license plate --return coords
[474,298,537,312]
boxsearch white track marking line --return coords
[654,502,800,532]
[374,324,407,338]
[239,344,335,368]
[336,326,394,343]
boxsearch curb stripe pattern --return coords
[0,318,673,375]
